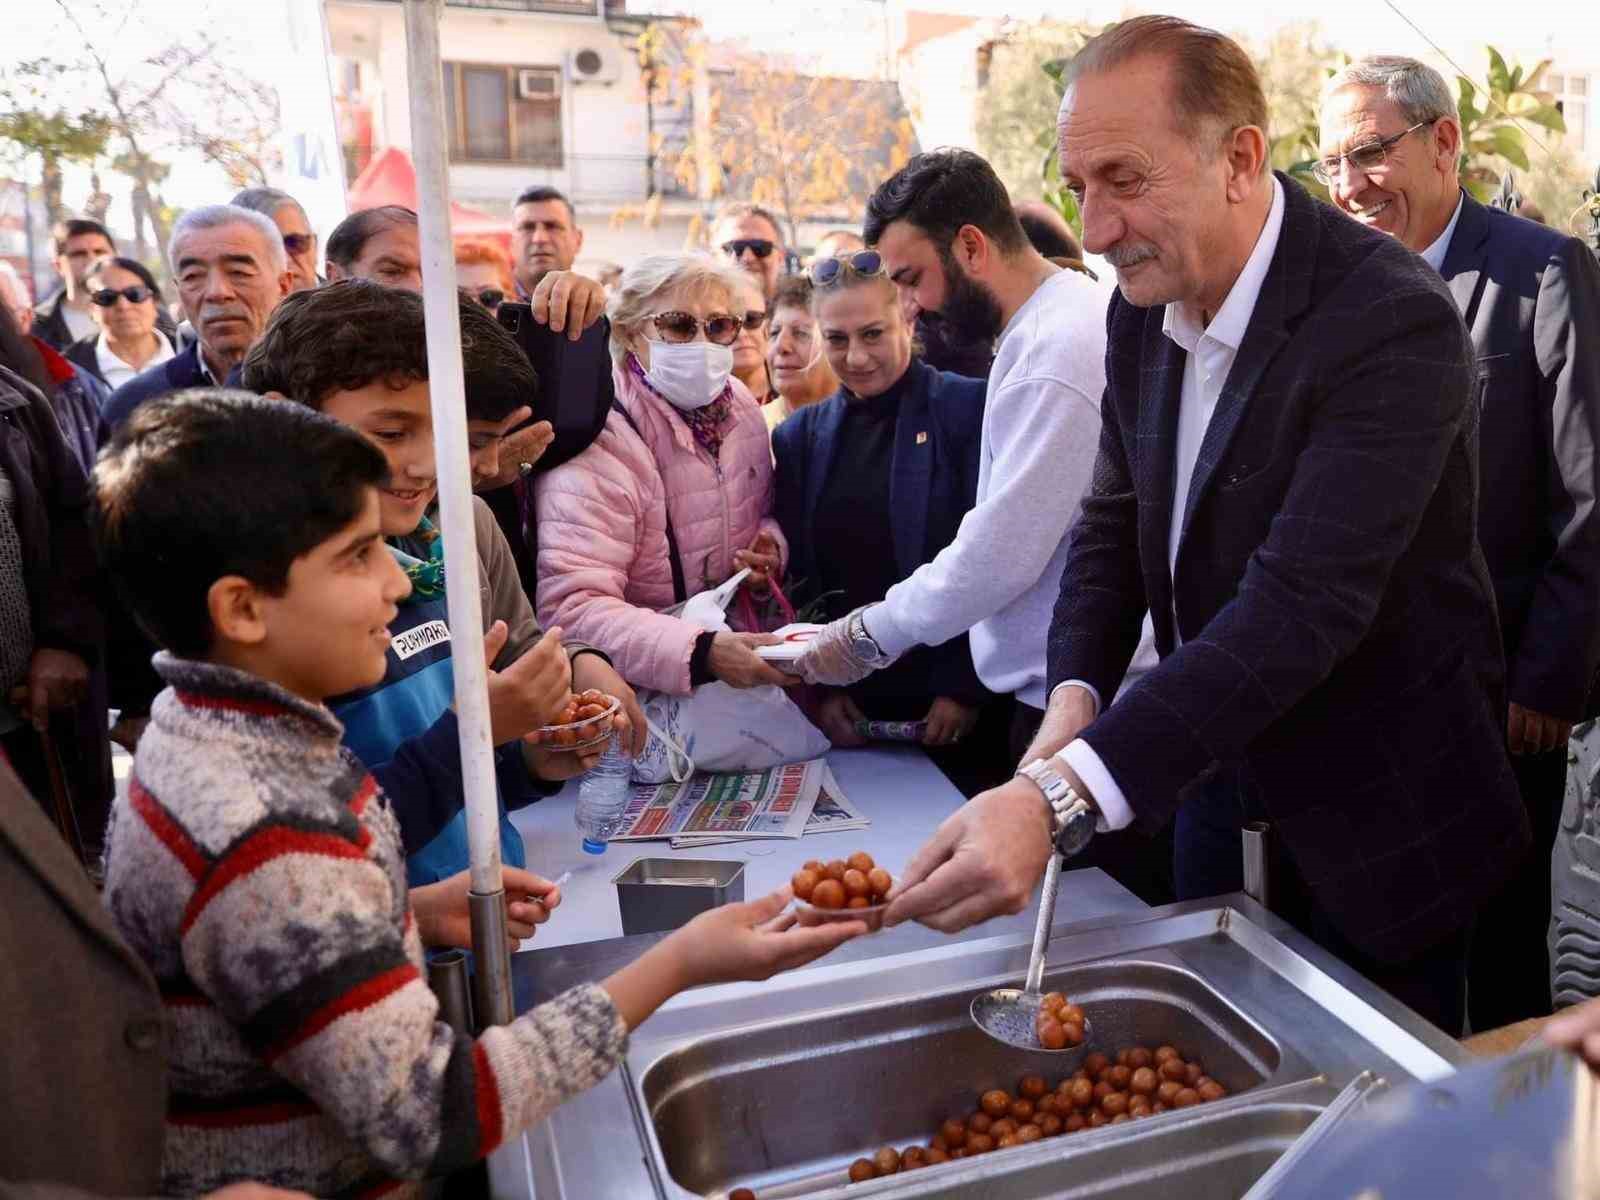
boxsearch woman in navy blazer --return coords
[772,256,1001,794]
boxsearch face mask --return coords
[642,340,734,410]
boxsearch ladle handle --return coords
[1023,853,1063,996]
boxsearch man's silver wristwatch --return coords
[846,606,895,668]
[1017,758,1097,857]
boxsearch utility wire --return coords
[1381,0,1563,164]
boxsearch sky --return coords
[5,0,1598,218]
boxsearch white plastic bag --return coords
[631,571,830,783]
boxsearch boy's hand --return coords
[477,415,556,492]
[10,647,90,731]
[524,740,604,781]
[411,866,563,950]
[571,653,648,756]
[484,622,572,744]
[813,691,868,747]
[670,888,866,987]
[530,270,607,341]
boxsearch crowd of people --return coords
[5,14,1600,1199]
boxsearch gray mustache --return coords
[1104,245,1158,268]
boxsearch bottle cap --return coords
[581,838,608,855]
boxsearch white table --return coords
[510,745,972,950]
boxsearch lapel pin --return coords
[916,431,928,445]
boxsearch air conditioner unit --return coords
[518,68,561,101]
[565,45,619,85]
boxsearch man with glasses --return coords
[1321,56,1600,1031]
[233,187,322,292]
[711,203,787,303]
[32,219,116,351]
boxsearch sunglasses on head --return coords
[809,250,884,287]
[91,285,153,307]
[722,238,775,260]
[282,232,316,255]
[648,310,742,346]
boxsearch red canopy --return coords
[347,147,510,249]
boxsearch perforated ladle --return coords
[969,853,1092,1062]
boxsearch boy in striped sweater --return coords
[95,392,865,1197]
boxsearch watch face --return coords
[1058,809,1095,858]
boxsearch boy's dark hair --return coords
[863,149,1026,258]
[53,218,115,256]
[94,390,389,658]
[239,278,536,422]
[513,186,575,221]
[325,206,417,270]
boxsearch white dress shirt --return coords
[95,329,176,391]
[1058,176,1288,832]
[1419,192,1465,273]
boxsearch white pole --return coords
[401,0,514,1028]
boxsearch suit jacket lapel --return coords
[1177,175,1317,546]
[888,361,934,576]
[1438,192,1491,327]
[1138,316,1185,644]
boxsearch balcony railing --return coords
[356,0,614,14]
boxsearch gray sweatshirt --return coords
[866,266,1113,708]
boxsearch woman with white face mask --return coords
[535,253,793,695]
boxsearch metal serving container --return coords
[490,889,1466,1200]
[614,857,745,936]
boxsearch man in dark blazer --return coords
[881,16,1526,1036]
[1321,56,1600,1030]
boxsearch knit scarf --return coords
[627,352,733,459]
[389,515,445,603]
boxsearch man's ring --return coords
[519,461,534,477]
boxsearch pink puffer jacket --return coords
[535,363,785,695]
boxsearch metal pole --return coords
[401,0,514,1030]
[427,949,474,1036]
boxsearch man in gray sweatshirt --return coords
[798,149,1114,762]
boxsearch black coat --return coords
[1439,193,1600,720]
[102,340,212,433]
[774,358,990,707]
[1047,174,1528,964]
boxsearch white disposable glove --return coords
[797,607,896,687]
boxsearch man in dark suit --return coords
[103,203,291,432]
[1320,57,1600,1029]
[881,15,1527,1035]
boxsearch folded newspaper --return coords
[607,758,868,846]
[669,764,870,848]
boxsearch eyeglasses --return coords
[282,232,317,255]
[475,288,505,310]
[809,250,884,287]
[648,310,742,346]
[1312,121,1433,186]
[740,309,768,331]
[91,286,154,307]
[721,238,775,260]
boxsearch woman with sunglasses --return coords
[773,251,1002,792]
[64,257,174,392]
[729,276,773,406]
[454,238,516,316]
[535,253,793,696]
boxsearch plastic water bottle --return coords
[575,735,631,854]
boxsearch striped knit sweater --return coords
[103,654,629,1198]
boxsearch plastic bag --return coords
[632,570,830,783]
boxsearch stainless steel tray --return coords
[617,897,1460,1199]
[489,892,1462,1199]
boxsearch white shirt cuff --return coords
[861,602,916,659]
[1050,679,1102,717]
[1058,739,1135,832]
